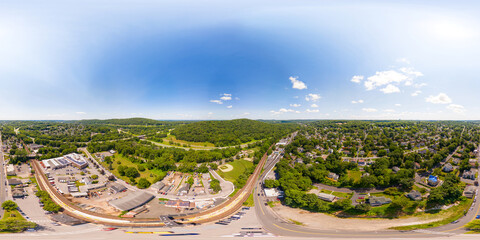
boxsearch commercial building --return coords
[165,199,195,209]
[264,188,284,198]
[109,183,127,193]
[150,181,166,193]
[109,191,154,211]
[41,153,88,170]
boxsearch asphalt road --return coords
[0,134,8,217]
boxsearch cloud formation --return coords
[380,84,400,94]
[310,104,319,108]
[305,93,321,102]
[227,105,232,109]
[351,99,364,104]
[362,108,378,112]
[220,93,232,101]
[411,90,422,96]
[306,109,319,113]
[289,76,307,90]
[210,100,223,104]
[351,75,363,83]
[425,93,452,104]
[290,103,301,107]
[447,104,465,113]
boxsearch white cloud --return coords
[243,112,250,116]
[289,76,307,90]
[290,104,301,107]
[76,112,86,115]
[396,58,410,64]
[384,109,395,113]
[425,93,452,104]
[414,83,427,88]
[305,93,321,102]
[362,108,378,112]
[411,90,422,96]
[210,100,223,104]
[365,71,408,90]
[352,99,364,104]
[395,104,402,107]
[364,68,423,92]
[271,108,295,115]
[208,112,213,115]
[310,104,319,108]
[447,104,465,114]
[380,84,400,94]
[220,93,232,101]
[235,97,240,100]
[227,105,233,109]
[351,75,364,83]
[306,109,319,113]
[400,67,423,78]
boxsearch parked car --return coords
[476,215,480,219]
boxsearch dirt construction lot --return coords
[272,205,443,231]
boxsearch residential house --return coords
[392,167,401,173]
[464,185,476,198]
[328,172,339,181]
[368,196,392,206]
[428,175,439,187]
[442,163,453,173]
[462,171,476,180]
[406,190,422,201]
[317,193,337,202]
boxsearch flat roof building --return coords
[109,191,154,211]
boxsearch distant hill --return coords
[171,119,296,147]
[77,118,179,126]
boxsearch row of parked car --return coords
[215,207,250,225]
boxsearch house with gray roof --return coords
[406,190,422,201]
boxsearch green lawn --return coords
[100,154,164,184]
[347,170,362,182]
[243,193,255,207]
[0,210,36,233]
[217,159,253,183]
[320,189,352,199]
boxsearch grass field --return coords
[100,154,164,184]
[217,159,253,183]
[391,199,473,230]
[0,210,36,233]
[347,170,362,182]
[163,135,216,148]
[320,189,352,199]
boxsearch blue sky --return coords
[1,0,479,120]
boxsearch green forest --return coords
[171,119,296,146]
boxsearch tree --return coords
[210,179,222,193]
[331,199,352,210]
[264,179,279,188]
[137,165,145,172]
[43,200,61,213]
[91,175,98,180]
[124,167,139,178]
[137,178,151,189]
[354,203,371,213]
[1,200,17,211]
